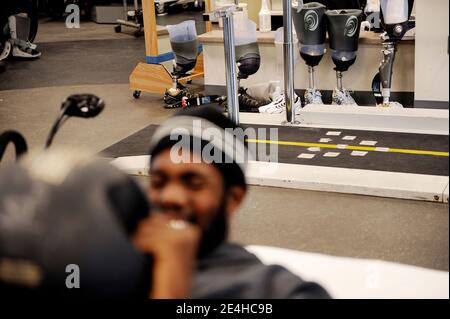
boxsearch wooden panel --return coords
[198,30,415,45]
[205,0,212,33]
[129,63,172,94]
[142,0,158,56]
[129,61,204,94]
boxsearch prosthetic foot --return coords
[326,9,362,106]
[373,0,415,108]
[293,2,327,106]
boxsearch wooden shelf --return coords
[198,30,415,46]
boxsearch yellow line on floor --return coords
[245,139,449,157]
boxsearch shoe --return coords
[332,88,357,106]
[163,87,193,109]
[377,101,404,108]
[238,87,268,111]
[304,88,324,106]
[259,88,302,115]
[12,46,41,59]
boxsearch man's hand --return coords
[133,214,202,299]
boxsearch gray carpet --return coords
[0,38,145,90]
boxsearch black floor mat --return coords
[101,123,449,176]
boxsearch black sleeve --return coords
[262,265,331,299]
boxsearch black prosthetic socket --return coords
[237,55,261,80]
[332,56,356,72]
[301,52,324,67]
[172,61,197,77]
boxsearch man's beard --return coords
[195,198,228,259]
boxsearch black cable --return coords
[0,130,28,162]
[44,102,71,148]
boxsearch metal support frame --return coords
[117,0,142,30]
[222,13,239,124]
[380,41,397,106]
[308,65,315,89]
[336,71,343,90]
[212,5,241,125]
[282,0,297,124]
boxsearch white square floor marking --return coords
[323,152,340,158]
[297,153,316,159]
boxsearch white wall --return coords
[414,0,449,103]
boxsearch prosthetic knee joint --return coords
[373,0,414,108]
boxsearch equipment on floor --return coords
[0,150,152,298]
[155,0,200,15]
[4,14,41,59]
[163,20,200,108]
[0,94,105,164]
[326,9,362,106]
[293,1,327,106]
[234,17,266,112]
[45,94,105,148]
[129,1,207,99]
[372,0,415,108]
[114,0,144,37]
[162,19,225,109]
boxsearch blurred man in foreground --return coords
[134,107,330,299]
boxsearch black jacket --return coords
[193,243,331,299]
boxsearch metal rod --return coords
[336,71,343,90]
[222,13,239,125]
[283,0,296,123]
[116,19,140,28]
[123,0,128,19]
[308,66,315,89]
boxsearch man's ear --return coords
[225,186,246,217]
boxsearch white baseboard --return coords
[240,106,449,135]
[110,155,449,203]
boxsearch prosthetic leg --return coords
[326,9,362,106]
[163,20,225,109]
[293,2,327,105]
[372,0,414,108]
[164,20,200,108]
[234,18,266,111]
